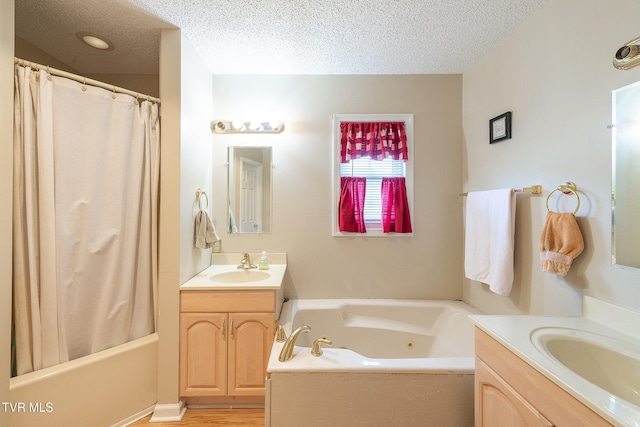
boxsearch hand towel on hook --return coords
[195,209,220,249]
[464,188,516,296]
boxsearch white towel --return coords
[195,209,220,249]
[464,188,516,296]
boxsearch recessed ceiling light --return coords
[76,32,114,51]
[83,35,109,49]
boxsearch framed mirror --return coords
[228,147,272,233]
[612,80,640,269]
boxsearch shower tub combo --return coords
[266,299,481,427]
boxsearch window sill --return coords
[333,230,414,237]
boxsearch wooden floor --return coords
[129,408,265,426]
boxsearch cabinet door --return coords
[476,359,553,427]
[228,312,275,396]
[180,313,227,397]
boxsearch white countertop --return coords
[470,297,640,427]
[181,252,286,290]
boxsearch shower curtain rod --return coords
[14,57,161,104]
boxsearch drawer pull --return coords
[230,317,235,339]
[221,317,226,340]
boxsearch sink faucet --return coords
[278,325,311,362]
[237,253,257,269]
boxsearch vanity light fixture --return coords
[613,36,640,70]
[211,119,285,134]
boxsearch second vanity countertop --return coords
[470,296,640,427]
[181,252,286,291]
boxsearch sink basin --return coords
[531,327,640,407]
[209,269,270,284]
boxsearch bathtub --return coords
[9,334,158,427]
[266,299,482,427]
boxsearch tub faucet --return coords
[278,325,311,362]
[275,319,287,342]
[311,338,333,357]
[237,252,257,269]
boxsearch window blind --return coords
[340,157,405,225]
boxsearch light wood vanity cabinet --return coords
[475,328,613,427]
[180,290,276,403]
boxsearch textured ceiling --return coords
[16,0,549,75]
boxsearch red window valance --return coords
[340,122,408,163]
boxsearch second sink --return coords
[531,327,640,407]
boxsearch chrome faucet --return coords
[278,325,311,362]
[237,252,257,269]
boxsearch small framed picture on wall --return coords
[489,111,512,144]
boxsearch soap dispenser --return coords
[258,251,270,270]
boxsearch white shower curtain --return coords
[13,65,159,375]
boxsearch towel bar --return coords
[460,185,541,197]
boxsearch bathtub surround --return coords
[9,334,158,427]
[267,299,481,426]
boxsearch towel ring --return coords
[546,182,580,214]
[196,188,208,210]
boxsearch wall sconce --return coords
[613,36,640,70]
[211,119,285,134]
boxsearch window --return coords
[340,158,405,226]
[332,114,414,236]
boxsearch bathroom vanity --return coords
[471,297,640,427]
[179,253,285,406]
[475,329,610,426]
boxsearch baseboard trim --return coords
[186,403,264,409]
[149,400,187,423]
[113,405,155,427]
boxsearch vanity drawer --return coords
[181,290,275,313]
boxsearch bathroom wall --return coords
[178,35,214,283]
[15,35,77,71]
[211,74,463,300]
[155,29,213,418]
[0,1,14,424]
[462,0,640,315]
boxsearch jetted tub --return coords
[265,299,482,427]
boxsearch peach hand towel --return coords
[464,188,516,296]
[539,211,584,275]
